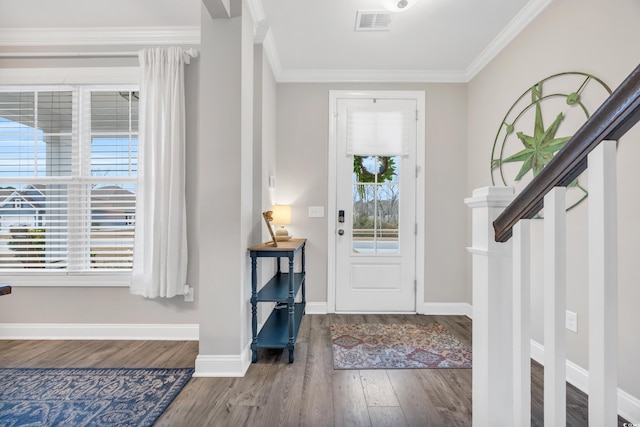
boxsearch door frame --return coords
[327,90,426,313]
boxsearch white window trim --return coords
[0,272,132,287]
[0,68,140,287]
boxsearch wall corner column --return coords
[195,0,254,377]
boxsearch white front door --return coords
[334,97,417,312]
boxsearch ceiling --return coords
[0,0,553,83]
[258,0,552,82]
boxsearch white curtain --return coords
[131,47,196,298]
[346,106,412,156]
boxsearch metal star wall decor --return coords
[491,72,612,212]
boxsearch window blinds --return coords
[346,106,413,156]
[0,87,138,271]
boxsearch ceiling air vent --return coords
[355,10,393,31]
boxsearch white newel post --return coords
[465,186,515,427]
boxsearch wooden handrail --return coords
[493,63,640,242]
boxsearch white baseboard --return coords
[530,339,640,423]
[420,302,472,318]
[619,389,640,425]
[194,344,251,378]
[305,302,328,314]
[0,323,199,341]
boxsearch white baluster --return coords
[513,219,531,427]
[465,186,514,427]
[544,187,567,427]
[588,140,618,425]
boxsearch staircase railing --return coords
[466,62,640,427]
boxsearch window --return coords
[0,86,139,275]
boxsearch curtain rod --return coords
[0,49,199,59]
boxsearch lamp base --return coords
[275,225,290,241]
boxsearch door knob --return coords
[338,229,344,236]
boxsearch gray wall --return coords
[467,0,640,398]
[275,82,469,306]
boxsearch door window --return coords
[352,155,400,255]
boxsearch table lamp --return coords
[271,205,291,241]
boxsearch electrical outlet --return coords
[566,310,578,333]
[184,286,194,302]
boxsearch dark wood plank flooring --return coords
[0,314,630,426]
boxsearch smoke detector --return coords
[355,10,393,31]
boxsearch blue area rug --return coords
[0,367,193,426]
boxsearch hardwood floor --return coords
[0,314,630,426]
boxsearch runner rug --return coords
[0,367,193,426]
[330,322,472,369]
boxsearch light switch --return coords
[566,310,578,333]
[308,206,325,217]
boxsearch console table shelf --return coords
[257,273,305,302]
[248,238,306,363]
[256,302,305,349]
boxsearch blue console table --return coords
[248,238,306,363]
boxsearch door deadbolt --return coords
[338,229,344,236]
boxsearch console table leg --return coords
[251,255,258,363]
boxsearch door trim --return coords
[327,90,426,313]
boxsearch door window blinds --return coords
[346,105,413,156]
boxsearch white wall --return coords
[275,82,469,308]
[467,0,640,398]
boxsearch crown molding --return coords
[275,68,468,83]
[465,0,555,81]
[246,0,266,24]
[0,26,200,47]
[261,29,283,81]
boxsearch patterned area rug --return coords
[0,367,193,427]
[330,323,472,369]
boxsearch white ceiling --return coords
[0,0,553,83]
[258,0,553,82]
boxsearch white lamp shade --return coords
[380,0,419,12]
[271,205,291,225]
